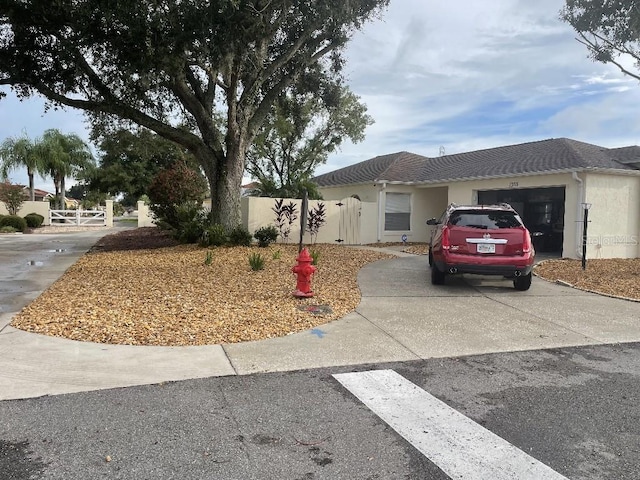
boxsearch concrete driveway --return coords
[1,233,639,400]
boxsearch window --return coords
[448,210,523,229]
[385,193,411,231]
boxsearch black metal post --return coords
[298,190,308,253]
[581,206,589,270]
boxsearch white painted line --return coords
[333,369,569,480]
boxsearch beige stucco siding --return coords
[319,185,378,203]
[584,173,640,259]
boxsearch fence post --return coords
[105,200,114,227]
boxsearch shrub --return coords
[307,202,326,244]
[228,225,253,246]
[24,213,44,228]
[254,225,279,247]
[272,199,298,243]
[310,249,320,266]
[200,223,227,247]
[172,203,208,244]
[0,181,26,215]
[0,214,27,232]
[272,249,281,260]
[248,252,265,271]
[148,160,208,229]
[0,225,17,233]
[204,250,213,266]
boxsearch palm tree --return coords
[37,129,95,210]
[0,134,46,201]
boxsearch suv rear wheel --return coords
[431,264,446,285]
[513,272,532,291]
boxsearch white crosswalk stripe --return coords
[333,369,569,480]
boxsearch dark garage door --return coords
[478,187,565,254]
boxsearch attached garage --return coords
[478,186,565,255]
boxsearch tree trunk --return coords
[207,145,245,232]
[59,176,66,210]
[27,169,35,201]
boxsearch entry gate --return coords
[49,209,106,226]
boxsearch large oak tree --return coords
[0,0,388,230]
[562,0,640,81]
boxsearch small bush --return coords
[249,252,265,271]
[254,225,278,247]
[228,225,253,246]
[24,213,44,228]
[204,250,213,266]
[310,249,320,266]
[173,203,208,244]
[200,223,227,247]
[0,225,17,233]
[272,249,281,260]
[0,215,27,232]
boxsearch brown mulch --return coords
[534,258,640,301]
[11,228,394,346]
[10,229,638,346]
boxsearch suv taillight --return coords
[522,228,532,254]
[442,226,450,250]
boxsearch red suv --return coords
[427,203,535,291]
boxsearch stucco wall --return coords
[584,173,640,259]
[242,196,374,245]
[0,200,52,225]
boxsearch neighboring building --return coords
[313,138,640,259]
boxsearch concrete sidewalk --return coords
[1,231,639,400]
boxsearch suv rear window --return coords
[448,210,523,229]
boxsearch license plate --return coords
[477,243,496,254]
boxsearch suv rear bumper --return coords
[434,252,534,277]
[435,261,533,277]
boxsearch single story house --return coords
[313,138,640,259]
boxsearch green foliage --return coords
[254,225,279,247]
[0,134,44,202]
[0,181,26,215]
[148,160,208,229]
[89,128,200,206]
[310,249,320,266]
[228,225,253,247]
[24,213,44,228]
[0,214,27,232]
[37,129,95,210]
[0,0,389,230]
[247,84,373,198]
[204,250,213,266]
[112,202,125,217]
[561,0,640,81]
[307,203,327,244]
[0,225,17,233]
[272,199,298,242]
[272,249,282,260]
[248,252,265,271]
[200,223,228,247]
[172,203,208,244]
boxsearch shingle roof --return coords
[312,151,430,186]
[313,138,639,187]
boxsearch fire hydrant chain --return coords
[292,248,316,298]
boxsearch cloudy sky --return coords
[1,0,639,191]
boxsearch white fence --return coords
[50,209,106,226]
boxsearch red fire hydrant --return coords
[292,248,317,298]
